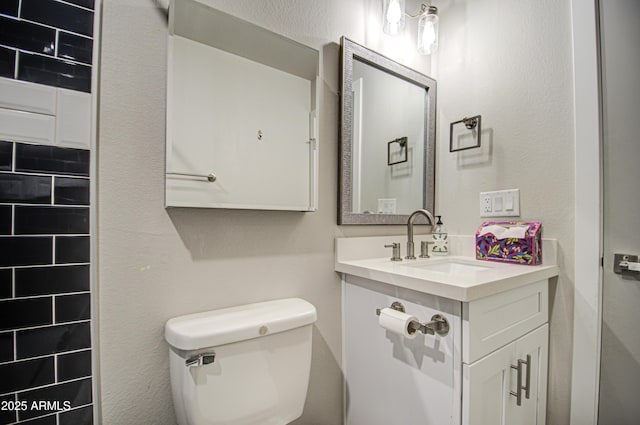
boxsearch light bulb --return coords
[383,0,405,36]
[422,22,436,47]
[387,0,402,24]
[417,7,439,55]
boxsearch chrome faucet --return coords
[406,209,435,260]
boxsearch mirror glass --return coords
[339,37,436,225]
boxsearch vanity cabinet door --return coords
[462,324,548,425]
[506,324,548,425]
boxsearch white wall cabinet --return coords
[342,275,549,425]
[166,0,319,211]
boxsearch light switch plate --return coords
[479,189,520,217]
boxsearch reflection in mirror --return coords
[339,37,437,225]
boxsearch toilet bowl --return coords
[165,298,317,425]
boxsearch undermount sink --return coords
[403,260,491,274]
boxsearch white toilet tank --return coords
[165,298,317,425]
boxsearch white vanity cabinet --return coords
[342,275,549,425]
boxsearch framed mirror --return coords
[339,37,436,225]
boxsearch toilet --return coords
[165,298,317,425]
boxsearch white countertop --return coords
[335,235,559,302]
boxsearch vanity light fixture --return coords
[382,1,439,55]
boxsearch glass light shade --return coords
[417,7,439,55]
[382,0,406,36]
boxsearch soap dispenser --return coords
[432,216,449,256]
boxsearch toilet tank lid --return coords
[165,298,317,350]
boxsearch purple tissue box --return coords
[475,221,542,265]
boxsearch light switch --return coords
[494,196,503,211]
[504,194,514,211]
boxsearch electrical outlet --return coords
[480,195,492,213]
[480,189,520,217]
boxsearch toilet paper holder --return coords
[376,302,450,337]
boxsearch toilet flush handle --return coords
[185,352,216,368]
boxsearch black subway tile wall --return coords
[56,350,92,382]
[0,142,92,424]
[0,332,13,362]
[57,33,93,66]
[0,0,94,92]
[15,265,90,297]
[0,205,11,235]
[0,0,19,18]
[0,297,53,331]
[0,47,16,78]
[14,206,89,235]
[18,52,92,93]
[19,415,58,425]
[18,378,92,421]
[0,394,17,425]
[0,236,53,267]
[21,0,93,37]
[54,177,90,206]
[0,141,12,170]
[2,2,95,421]
[15,144,90,177]
[0,269,11,298]
[16,323,92,359]
[55,236,90,264]
[0,357,55,394]
[0,16,56,55]
[55,294,91,323]
[61,0,95,10]
[58,404,92,425]
[0,174,52,204]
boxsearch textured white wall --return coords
[98,0,575,423]
[98,1,421,424]
[433,1,575,423]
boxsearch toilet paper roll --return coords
[378,307,418,339]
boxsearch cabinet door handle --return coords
[524,354,531,400]
[510,354,531,406]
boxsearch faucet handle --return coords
[384,243,402,261]
[420,241,433,258]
